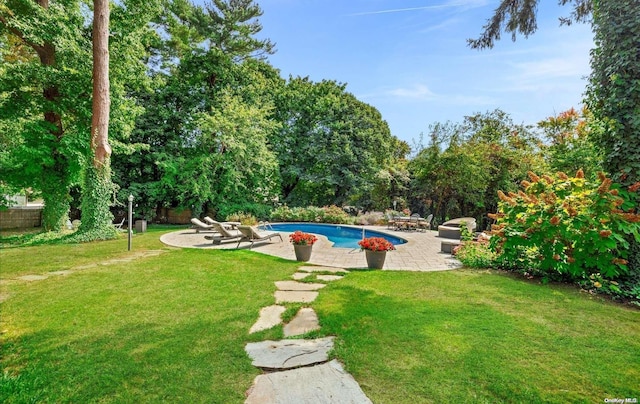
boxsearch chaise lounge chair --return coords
[203,216,241,229]
[235,225,283,249]
[204,221,244,244]
[191,218,217,233]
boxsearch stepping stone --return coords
[317,275,343,282]
[249,305,286,334]
[245,359,372,404]
[275,280,326,291]
[245,337,335,370]
[275,290,318,304]
[17,275,48,282]
[283,307,320,337]
[298,266,348,274]
[292,272,311,280]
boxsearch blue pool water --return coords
[263,223,407,249]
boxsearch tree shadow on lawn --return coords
[1,315,258,403]
[313,276,639,403]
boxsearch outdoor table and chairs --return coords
[391,213,432,231]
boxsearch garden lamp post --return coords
[128,194,133,251]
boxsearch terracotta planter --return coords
[365,250,387,269]
[293,244,313,262]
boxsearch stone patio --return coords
[160,225,461,271]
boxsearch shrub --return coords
[225,211,258,225]
[269,205,354,224]
[489,170,640,283]
[454,240,496,268]
[217,203,271,221]
[355,211,384,225]
[321,205,352,223]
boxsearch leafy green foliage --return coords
[409,110,545,228]
[453,240,496,268]
[270,205,354,224]
[489,170,640,283]
[75,162,118,241]
[537,108,603,177]
[272,77,404,208]
[225,211,257,225]
[468,0,592,49]
[0,0,162,230]
[587,1,640,188]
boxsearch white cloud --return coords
[509,58,588,81]
[346,0,489,17]
[388,84,437,99]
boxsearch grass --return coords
[314,270,640,403]
[1,226,639,403]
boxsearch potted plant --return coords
[358,237,396,269]
[289,231,318,261]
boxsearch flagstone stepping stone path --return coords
[245,266,372,403]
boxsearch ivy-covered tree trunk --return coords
[78,0,115,239]
[40,164,71,231]
[587,0,640,270]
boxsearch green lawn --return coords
[1,227,638,403]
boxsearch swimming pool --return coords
[263,223,407,249]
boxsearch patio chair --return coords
[113,217,126,231]
[235,225,283,249]
[405,213,421,231]
[417,214,433,231]
[204,221,244,244]
[190,218,217,233]
[385,213,396,230]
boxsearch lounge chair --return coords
[204,221,244,244]
[235,225,283,249]
[203,216,241,229]
[191,218,217,233]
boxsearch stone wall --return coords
[0,206,43,229]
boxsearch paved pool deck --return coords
[160,225,461,272]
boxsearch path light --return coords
[128,194,134,251]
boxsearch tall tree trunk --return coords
[79,0,116,238]
[90,0,112,167]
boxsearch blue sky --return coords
[254,0,595,144]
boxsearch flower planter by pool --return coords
[365,250,387,269]
[293,244,313,262]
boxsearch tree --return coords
[272,77,402,208]
[468,0,592,50]
[112,0,279,219]
[0,0,90,230]
[77,0,116,238]
[0,0,162,232]
[537,108,602,177]
[586,2,640,187]
[586,1,640,270]
[471,0,640,268]
[409,110,544,229]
